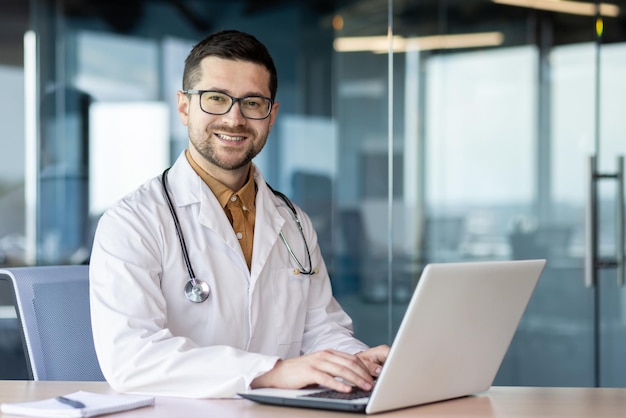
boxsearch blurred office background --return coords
[1,0,625,387]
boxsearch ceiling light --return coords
[492,0,620,17]
[334,32,505,53]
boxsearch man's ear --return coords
[177,91,190,126]
[268,101,279,131]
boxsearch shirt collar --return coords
[185,150,257,212]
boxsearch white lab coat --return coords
[89,152,368,398]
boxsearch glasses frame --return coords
[182,89,274,120]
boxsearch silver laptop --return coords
[239,259,546,414]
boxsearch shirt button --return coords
[236,232,243,239]
[230,195,237,202]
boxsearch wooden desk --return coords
[1,381,625,417]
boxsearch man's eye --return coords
[243,99,261,108]
[206,94,226,102]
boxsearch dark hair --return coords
[182,30,278,100]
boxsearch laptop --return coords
[239,259,546,414]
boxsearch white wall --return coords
[0,65,25,183]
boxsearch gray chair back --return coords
[0,265,105,381]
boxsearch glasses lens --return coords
[239,97,272,119]
[199,91,271,119]
[199,91,232,115]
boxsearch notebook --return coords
[239,259,546,414]
[0,391,155,418]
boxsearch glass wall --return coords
[0,0,29,378]
[1,0,626,387]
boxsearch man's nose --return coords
[222,100,247,123]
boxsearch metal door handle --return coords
[616,156,624,287]
[585,155,625,288]
[585,156,598,288]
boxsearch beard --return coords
[188,122,268,171]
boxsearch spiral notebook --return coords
[0,391,155,418]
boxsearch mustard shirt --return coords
[185,151,255,270]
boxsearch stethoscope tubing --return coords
[162,168,197,283]
[267,186,315,276]
[163,168,211,303]
[161,166,316,303]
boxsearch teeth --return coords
[217,133,244,141]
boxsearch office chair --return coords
[0,265,105,381]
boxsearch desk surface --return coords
[1,381,625,417]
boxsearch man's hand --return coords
[251,348,384,393]
[356,344,390,377]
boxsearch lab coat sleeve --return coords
[89,201,279,398]
[294,207,370,355]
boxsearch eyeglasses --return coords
[182,90,273,120]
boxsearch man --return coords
[89,29,388,398]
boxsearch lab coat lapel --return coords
[197,187,244,256]
[169,154,246,264]
[250,169,285,282]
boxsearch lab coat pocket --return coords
[271,268,310,345]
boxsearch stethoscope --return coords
[161,167,317,303]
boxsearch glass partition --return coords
[2,0,625,387]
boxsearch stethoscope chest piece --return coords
[185,279,210,303]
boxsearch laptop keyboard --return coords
[300,387,372,400]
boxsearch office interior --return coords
[0,0,625,388]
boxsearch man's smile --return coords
[216,133,246,142]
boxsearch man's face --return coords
[177,56,278,177]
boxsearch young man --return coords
[89,29,388,398]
